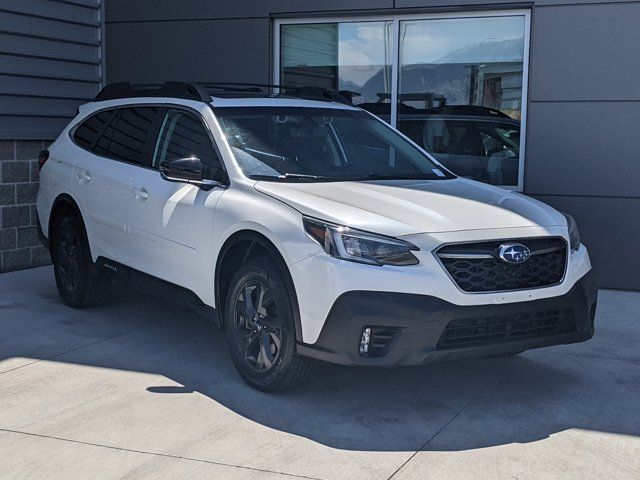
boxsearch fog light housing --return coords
[359,328,371,354]
[359,327,397,357]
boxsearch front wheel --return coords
[225,257,312,392]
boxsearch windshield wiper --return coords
[351,173,443,181]
[249,173,336,182]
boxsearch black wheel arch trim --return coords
[215,230,303,342]
[48,194,88,253]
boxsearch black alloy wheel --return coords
[224,256,312,391]
[54,223,84,296]
[232,279,283,372]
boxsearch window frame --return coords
[69,103,229,185]
[70,105,164,171]
[273,9,531,191]
[153,106,230,185]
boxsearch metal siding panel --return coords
[0,33,100,64]
[0,116,72,140]
[397,0,638,6]
[0,53,101,82]
[525,101,640,198]
[0,1,103,139]
[533,195,640,290]
[0,95,87,118]
[0,11,99,45]
[530,3,640,102]
[0,0,99,26]
[106,19,270,84]
[0,74,97,99]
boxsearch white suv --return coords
[36,82,597,391]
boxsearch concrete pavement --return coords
[0,267,638,479]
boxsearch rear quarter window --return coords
[72,107,161,167]
[73,110,117,150]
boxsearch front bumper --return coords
[296,271,597,366]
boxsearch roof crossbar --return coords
[94,81,211,102]
[95,81,354,105]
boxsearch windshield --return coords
[214,107,454,182]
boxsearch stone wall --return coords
[0,140,51,273]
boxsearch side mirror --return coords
[159,156,227,190]
[160,156,204,183]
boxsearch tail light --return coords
[38,149,49,171]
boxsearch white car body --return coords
[37,89,597,376]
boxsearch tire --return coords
[224,256,312,392]
[51,214,111,308]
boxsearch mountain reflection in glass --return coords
[397,16,525,186]
[281,22,393,122]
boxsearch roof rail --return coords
[94,81,211,102]
[95,81,354,105]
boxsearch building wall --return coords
[0,141,51,272]
[106,1,639,290]
[0,0,104,272]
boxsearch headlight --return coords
[303,217,419,266]
[563,213,581,252]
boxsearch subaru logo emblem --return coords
[498,243,531,264]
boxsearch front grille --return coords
[437,308,575,350]
[436,237,567,293]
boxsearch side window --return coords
[73,110,117,151]
[153,109,225,182]
[106,107,160,166]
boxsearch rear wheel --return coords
[52,214,111,308]
[225,257,312,392]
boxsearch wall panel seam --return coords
[0,31,100,47]
[531,99,640,103]
[535,0,640,8]
[106,16,267,25]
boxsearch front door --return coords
[127,107,227,302]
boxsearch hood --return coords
[255,178,565,237]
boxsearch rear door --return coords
[71,106,161,266]
[126,106,227,301]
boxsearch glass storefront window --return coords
[277,13,528,188]
[398,16,525,186]
[281,21,393,121]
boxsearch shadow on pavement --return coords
[2,268,639,453]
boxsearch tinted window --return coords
[74,110,117,150]
[106,107,160,166]
[153,109,225,182]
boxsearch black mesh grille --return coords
[437,308,575,350]
[436,237,567,293]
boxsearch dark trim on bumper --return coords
[37,217,50,251]
[297,271,597,366]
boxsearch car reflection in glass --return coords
[360,94,521,186]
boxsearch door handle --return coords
[76,171,91,184]
[132,186,149,201]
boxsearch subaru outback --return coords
[36,82,597,391]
